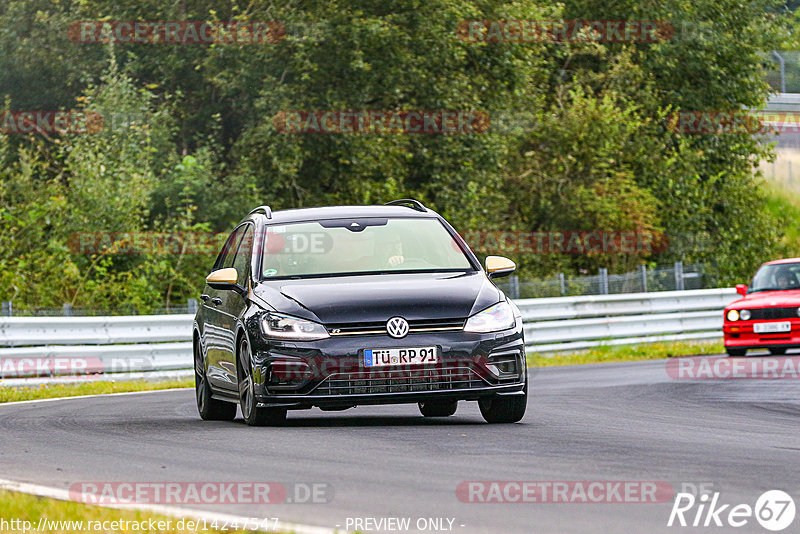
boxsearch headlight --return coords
[261,313,329,340]
[464,301,516,333]
[726,309,740,322]
[739,309,751,321]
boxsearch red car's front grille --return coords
[748,307,798,320]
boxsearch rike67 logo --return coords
[668,490,795,531]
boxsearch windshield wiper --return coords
[748,287,792,293]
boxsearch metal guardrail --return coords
[520,288,738,352]
[0,315,192,347]
[0,315,194,379]
[0,288,740,380]
[517,288,736,320]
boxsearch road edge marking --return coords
[0,478,344,534]
[0,387,193,407]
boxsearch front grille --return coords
[326,318,465,336]
[748,307,798,320]
[311,366,487,395]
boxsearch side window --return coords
[231,224,254,282]
[213,226,245,271]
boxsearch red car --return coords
[723,258,800,356]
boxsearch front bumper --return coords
[248,326,526,409]
[723,318,800,351]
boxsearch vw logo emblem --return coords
[386,317,409,339]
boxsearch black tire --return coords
[478,382,527,424]
[238,337,287,427]
[726,348,746,357]
[769,347,787,355]
[418,400,458,417]
[195,338,237,421]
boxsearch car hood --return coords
[251,271,502,324]
[728,289,800,309]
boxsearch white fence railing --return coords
[0,315,191,347]
[518,288,738,352]
[0,288,739,380]
[0,315,194,380]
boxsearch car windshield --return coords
[259,217,473,279]
[748,262,800,292]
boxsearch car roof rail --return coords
[385,199,428,213]
[248,205,273,219]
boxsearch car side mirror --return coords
[485,256,516,279]
[735,284,748,296]
[206,268,245,295]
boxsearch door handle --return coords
[200,294,210,302]
[211,297,222,306]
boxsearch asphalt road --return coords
[1,356,798,533]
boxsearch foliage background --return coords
[0,0,794,310]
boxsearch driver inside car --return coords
[386,239,405,267]
[774,268,799,289]
[373,234,406,268]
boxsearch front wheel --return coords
[726,348,746,357]
[419,400,458,417]
[238,337,287,426]
[478,383,527,424]
[769,347,787,355]
[195,339,236,421]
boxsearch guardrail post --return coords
[558,273,566,295]
[1,301,10,316]
[638,265,647,293]
[62,303,72,316]
[187,298,198,314]
[675,261,685,291]
[508,275,520,299]
[598,268,609,295]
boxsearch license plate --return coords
[753,321,791,334]
[364,347,438,368]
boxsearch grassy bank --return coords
[528,339,724,367]
[0,378,193,404]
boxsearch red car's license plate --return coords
[753,321,791,334]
